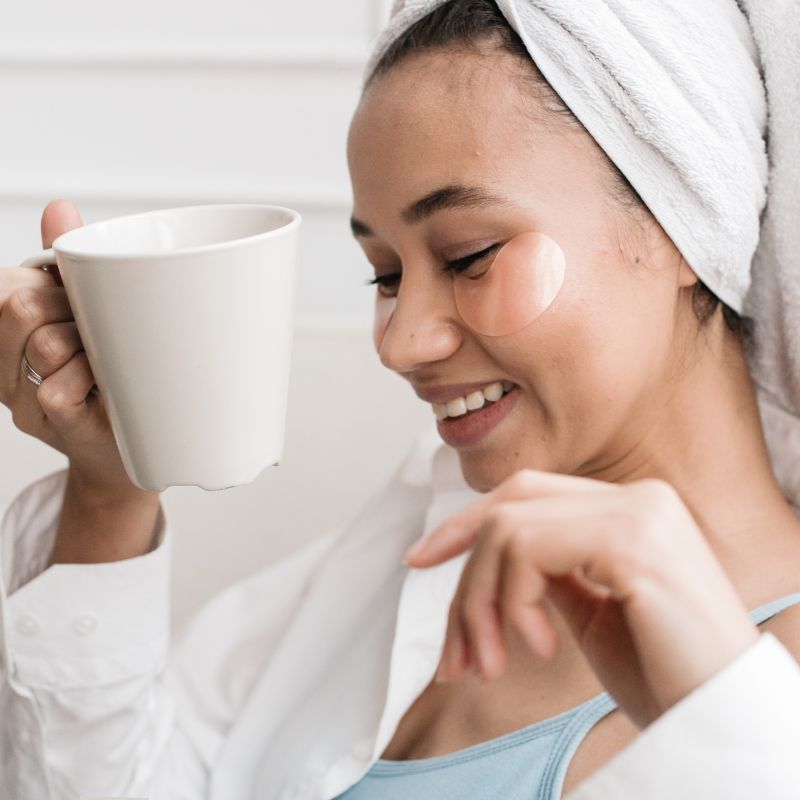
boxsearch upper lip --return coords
[413,381,515,404]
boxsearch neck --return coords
[587,314,800,604]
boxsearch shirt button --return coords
[352,738,373,760]
[72,613,99,636]
[18,728,31,745]
[15,614,39,636]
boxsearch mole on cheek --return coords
[453,231,566,337]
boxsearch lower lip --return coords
[436,387,519,448]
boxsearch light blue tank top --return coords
[334,591,800,800]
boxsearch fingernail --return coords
[402,537,428,562]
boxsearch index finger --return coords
[403,469,617,566]
[0,267,59,310]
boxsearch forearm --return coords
[47,465,162,566]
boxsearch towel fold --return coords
[739,0,800,508]
[368,0,800,507]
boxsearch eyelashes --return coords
[365,243,501,296]
[440,242,500,275]
[365,273,401,291]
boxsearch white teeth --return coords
[446,397,468,417]
[483,382,504,402]
[432,381,516,420]
[465,391,486,411]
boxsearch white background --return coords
[0,0,395,322]
[0,0,439,626]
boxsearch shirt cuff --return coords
[567,632,800,800]
[1,469,171,690]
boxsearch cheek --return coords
[372,294,396,351]
[454,232,566,337]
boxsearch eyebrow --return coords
[349,184,509,238]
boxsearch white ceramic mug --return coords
[19,203,301,492]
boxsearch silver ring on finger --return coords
[21,352,45,387]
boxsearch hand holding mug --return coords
[0,200,142,500]
[14,201,301,491]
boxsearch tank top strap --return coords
[538,692,617,800]
[749,591,800,626]
[532,590,800,800]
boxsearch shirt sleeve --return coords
[566,631,800,800]
[0,467,342,800]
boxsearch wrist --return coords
[66,461,160,510]
[47,467,163,566]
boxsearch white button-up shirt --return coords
[2,428,800,799]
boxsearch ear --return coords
[677,254,700,290]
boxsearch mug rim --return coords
[51,203,301,260]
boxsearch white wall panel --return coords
[0,0,376,48]
[0,0,399,324]
[0,66,362,197]
[1,198,375,323]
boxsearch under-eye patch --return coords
[453,231,565,336]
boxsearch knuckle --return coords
[29,326,63,367]
[633,477,679,510]
[37,382,65,411]
[509,468,537,493]
[8,288,45,324]
[10,407,25,432]
[628,480,681,539]
[484,501,514,532]
[506,532,530,562]
[606,507,663,575]
[11,404,35,434]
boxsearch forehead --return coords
[348,49,550,200]
[347,47,617,252]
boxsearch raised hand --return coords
[402,469,759,729]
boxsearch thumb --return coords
[41,198,83,249]
[40,199,83,287]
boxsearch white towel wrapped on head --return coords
[367,0,800,508]
[740,1,800,509]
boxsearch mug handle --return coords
[19,248,64,287]
[17,248,100,397]
[18,247,57,271]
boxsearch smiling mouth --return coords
[432,380,516,420]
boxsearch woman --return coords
[1,1,799,798]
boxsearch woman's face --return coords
[347,46,699,492]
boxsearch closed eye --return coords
[365,272,401,296]
[364,242,501,297]
[441,243,500,275]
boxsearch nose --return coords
[374,270,463,374]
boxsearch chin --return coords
[457,449,521,493]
